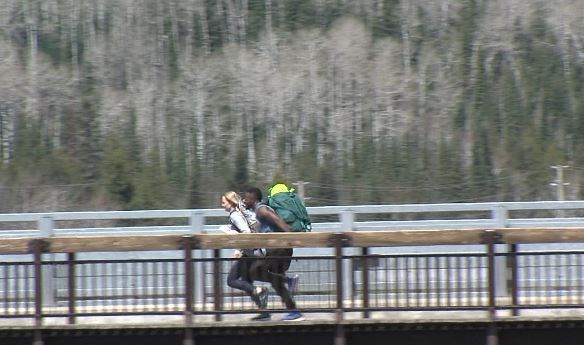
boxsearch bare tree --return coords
[24,0,40,121]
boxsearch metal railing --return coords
[2,200,584,237]
[1,229,584,325]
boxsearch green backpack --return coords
[266,183,312,232]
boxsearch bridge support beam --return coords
[183,328,195,345]
[486,323,498,345]
[335,324,346,345]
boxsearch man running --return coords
[242,187,304,321]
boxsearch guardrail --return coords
[2,200,584,237]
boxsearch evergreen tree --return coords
[470,128,496,200]
[246,0,267,41]
[76,65,103,184]
[459,0,479,81]
[2,0,584,211]
[12,116,44,169]
[501,72,525,153]
[187,158,204,209]
[312,154,338,206]
[129,150,171,210]
[436,139,465,202]
[284,0,319,31]
[100,134,135,206]
[228,140,249,191]
[371,0,401,38]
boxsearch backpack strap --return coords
[254,203,277,233]
[229,209,251,233]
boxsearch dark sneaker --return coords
[251,312,271,321]
[286,274,299,293]
[281,311,304,321]
[258,287,269,309]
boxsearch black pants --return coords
[247,248,296,310]
[227,257,263,307]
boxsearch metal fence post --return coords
[189,211,205,234]
[361,246,370,319]
[190,211,206,309]
[32,240,44,326]
[29,239,48,345]
[335,239,344,321]
[491,206,509,299]
[39,216,56,308]
[493,205,519,315]
[484,230,500,345]
[339,210,355,305]
[331,233,348,345]
[181,236,195,345]
[212,249,222,322]
[182,236,194,325]
[67,253,76,325]
[339,210,355,232]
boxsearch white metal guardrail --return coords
[1,200,584,237]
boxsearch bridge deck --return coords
[2,312,584,345]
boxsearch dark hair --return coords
[245,187,263,202]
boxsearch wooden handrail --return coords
[0,228,583,254]
[499,228,584,244]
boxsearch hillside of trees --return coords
[0,0,583,212]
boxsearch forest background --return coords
[1,0,584,213]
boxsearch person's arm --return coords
[256,206,291,232]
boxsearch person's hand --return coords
[233,250,243,258]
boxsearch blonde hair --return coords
[222,191,242,211]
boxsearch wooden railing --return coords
[1,228,584,345]
[1,229,584,332]
[2,227,584,254]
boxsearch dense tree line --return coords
[0,0,583,213]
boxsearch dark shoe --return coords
[281,311,304,321]
[286,274,299,293]
[258,287,269,309]
[251,312,271,321]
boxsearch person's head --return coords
[242,187,262,209]
[221,191,241,212]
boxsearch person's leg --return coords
[277,248,300,293]
[227,260,254,293]
[245,258,271,320]
[268,270,296,310]
[286,274,299,293]
[266,248,304,321]
[227,258,267,309]
[270,270,304,321]
[248,257,271,283]
[266,248,293,271]
[266,249,296,309]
